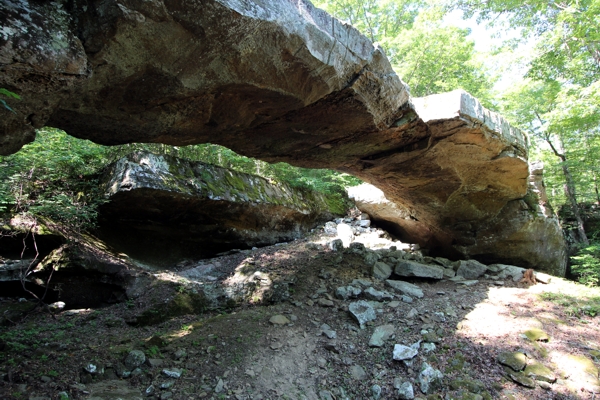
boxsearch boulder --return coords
[395,260,443,280]
[1,0,565,274]
[455,260,488,280]
[96,151,341,265]
[386,280,424,299]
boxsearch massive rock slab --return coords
[96,151,340,265]
[0,0,566,273]
[350,161,567,275]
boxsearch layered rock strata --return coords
[97,151,341,265]
[0,0,565,273]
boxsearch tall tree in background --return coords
[454,0,600,244]
[314,0,496,102]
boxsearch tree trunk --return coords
[546,135,589,245]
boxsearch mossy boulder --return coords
[97,152,347,266]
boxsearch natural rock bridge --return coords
[0,0,566,274]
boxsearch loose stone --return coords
[497,351,527,371]
[393,344,418,361]
[348,300,377,328]
[369,324,395,347]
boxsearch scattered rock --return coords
[324,222,337,235]
[318,298,335,307]
[456,260,488,280]
[393,379,414,400]
[372,261,393,280]
[161,369,182,379]
[524,361,556,383]
[534,272,552,284]
[395,260,443,280]
[417,362,444,394]
[335,285,362,300]
[349,365,367,381]
[497,351,527,371]
[422,343,436,353]
[214,378,224,393]
[508,372,536,388]
[371,384,381,399]
[386,280,424,298]
[124,350,146,371]
[348,300,377,328]
[523,328,550,342]
[329,239,344,252]
[493,264,526,281]
[393,344,418,361]
[320,324,337,339]
[538,380,552,390]
[363,287,394,301]
[369,324,395,347]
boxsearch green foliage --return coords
[571,241,600,287]
[0,127,109,231]
[108,142,361,205]
[315,0,496,101]
[455,0,600,214]
[2,127,359,231]
[0,88,20,114]
[539,291,600,317]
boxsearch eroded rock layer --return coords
[0,0,566,273]
[97,152,341,265]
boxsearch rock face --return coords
[349,160,567,276]
[96,151,340,265]
[0,0,565,273]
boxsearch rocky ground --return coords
[1,218,600,400]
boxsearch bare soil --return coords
[1,232,599,400]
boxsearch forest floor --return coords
[1,230,600,400]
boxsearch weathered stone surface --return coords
[393,344,418,361]
[349,163,567,276]
[386,280,424,299]
[456,260,488,280]
[124,350,146,371]
[417,362,443,394]
[349,300,377,328]
[372,261,393,280]
[1,0,565,274]
[498,352,527,372]
[459,162,566,276]
[363,287,393,301]
[524,361,556,383]
[395,260,443,280]
[369,324,395,347]
[96,152,340,265]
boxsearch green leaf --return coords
[0,88,20,99]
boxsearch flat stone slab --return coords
[386,280,424,299]
[395,260,443,280]
[498,351,527,371]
